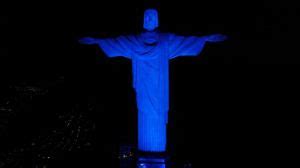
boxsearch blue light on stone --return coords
[137,157,166,168]
[79,9,227,152]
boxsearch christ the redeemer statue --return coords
[79,9,227,152]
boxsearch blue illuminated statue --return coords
[79,9,227,152]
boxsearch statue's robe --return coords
[96,31,206,152]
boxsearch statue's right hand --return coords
[78,37,97,45]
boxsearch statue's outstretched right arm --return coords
[78,37,98,45]
[78,36,133,59]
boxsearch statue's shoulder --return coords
[159,33,177,42]
[117,34,140,43]
[158,32,176,40]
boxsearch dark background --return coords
[1,0,299,167]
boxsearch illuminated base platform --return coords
[118,145,192,168]
[137,156,168,168]
[119,154,170,168]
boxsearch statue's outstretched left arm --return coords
[168,33,228,59]
[204,34,228,43]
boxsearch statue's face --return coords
[143,9,159,31]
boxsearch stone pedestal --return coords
[137,156,167,168]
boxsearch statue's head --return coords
[143,9,159,31]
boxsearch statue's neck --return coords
[142,29,159,34]
[141,30,159,45]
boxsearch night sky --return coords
[1,0,299,167]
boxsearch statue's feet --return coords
[137,150,168,159]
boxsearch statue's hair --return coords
[144,8,158,15]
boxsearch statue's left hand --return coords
[205,34,228,42]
